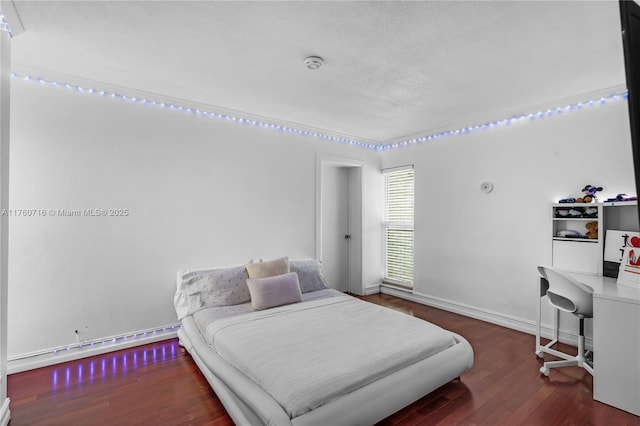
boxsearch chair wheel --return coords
[535,350,544,359]
[540,366,550,377]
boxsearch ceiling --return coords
[6,0,628,144]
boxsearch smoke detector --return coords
[304,56,324,70]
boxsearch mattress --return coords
[179,290,473,425]
[175,260,473,425]
[202,294,457,418]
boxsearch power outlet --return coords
[74,328,87,347]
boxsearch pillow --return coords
[289,259,330,293]
[176,266,251,319]
[245,256,290,279]
[247,272,303,310]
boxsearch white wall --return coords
[9,70,634,363]
[0,13,11,423]
[7,80,382,357]
[381,98,636,329]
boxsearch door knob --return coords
[344,234,351,240]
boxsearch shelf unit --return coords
[551,201,638,275]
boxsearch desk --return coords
[536,272,640,416]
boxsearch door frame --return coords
[316,155,364,294]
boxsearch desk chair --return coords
[537,266,594,377]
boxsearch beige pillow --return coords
[246,256,290,279]
[247,272,303,310]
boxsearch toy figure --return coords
[558,185,604,203]
[604,194,638,202]
[578,185,603,203]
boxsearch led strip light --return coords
[0,13,12,38]
[11,73,378,150]
[52,324,182,354]
[380,91,629,151]
[7,323,181,362]
[51,340,180,389]
[12,73,628,152]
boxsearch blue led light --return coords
[0,13,12,37]
[12,73,376,149]
[30,324,182,360]
[12,73,627,152]
[381,90,628,150]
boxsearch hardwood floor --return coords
[7,293,640,425]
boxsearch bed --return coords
[174,257,473,425]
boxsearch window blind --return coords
[384,167,414,285]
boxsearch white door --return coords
[321,165,350,292]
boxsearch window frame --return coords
[383,165,415,287]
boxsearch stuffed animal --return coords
[585,221,598,239]
[578,185,603,203]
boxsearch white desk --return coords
[536,272,640,416]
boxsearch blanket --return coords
[205,295,456,418]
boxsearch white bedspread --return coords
[204,295,456,419]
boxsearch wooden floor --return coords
[7,293,640,425]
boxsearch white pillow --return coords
[289,259,330,293]
[175,266,250,319]
[247,272,303,310]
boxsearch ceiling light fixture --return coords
[304,56,324,70]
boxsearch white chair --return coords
[537,266,594,377]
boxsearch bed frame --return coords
[178,311,474,425]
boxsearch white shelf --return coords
[551,202,639,276]
[601,200,638,207]
[552,237,598,243]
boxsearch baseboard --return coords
[364,284,381,295]
[381,286,587,348]
[7,324,180,374]
[0,398,9,426]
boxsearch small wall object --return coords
[480,182,493,193]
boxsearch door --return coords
[321,166,350,292]
[316,156,363,294]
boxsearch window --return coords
[383,166,414,286]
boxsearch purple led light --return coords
[11,73,627,152]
